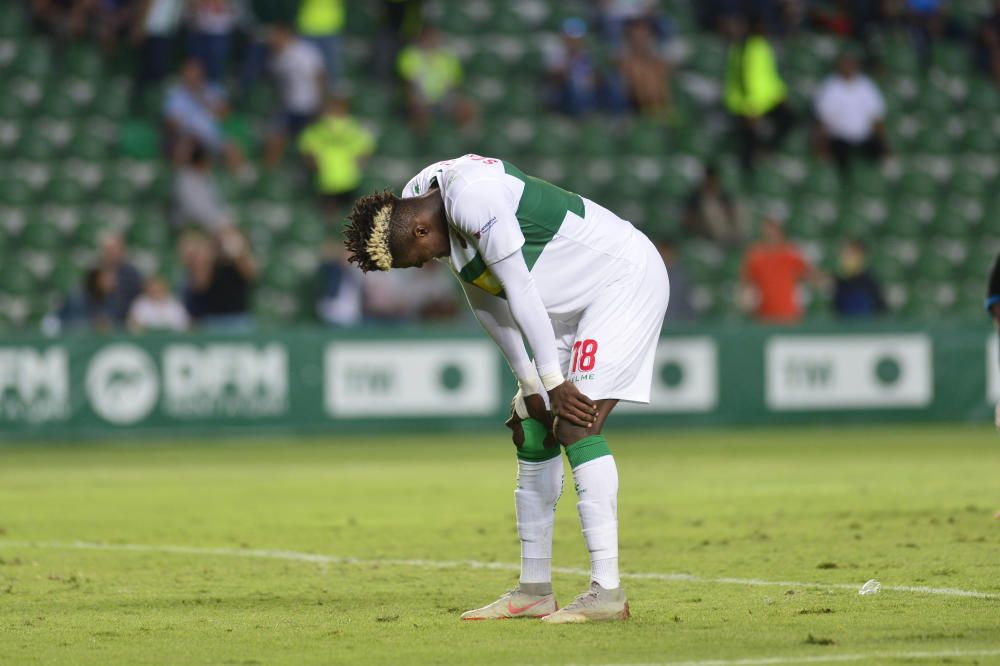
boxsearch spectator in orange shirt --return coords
[740,217,826,323]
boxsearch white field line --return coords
[1,539,998,601]
[575,649,1000,666]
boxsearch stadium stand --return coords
[1,0,999,331]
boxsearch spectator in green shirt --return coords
[298,96,376,214]
[723,16,795,171]
[397,25,477,132]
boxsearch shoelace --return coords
[565,589,600,609]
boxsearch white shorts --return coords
[551,234,669,404]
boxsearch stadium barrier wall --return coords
[0,323,996,439]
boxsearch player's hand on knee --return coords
[523,393,550,425]
[547,382,598,428]
[994,400,1000,430]
[505,410,525,448]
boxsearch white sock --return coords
[515,457,563,586]
[572,455,620,589]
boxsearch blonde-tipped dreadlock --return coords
[344,189,398,272]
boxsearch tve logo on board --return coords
[324,341,498,417]
[766,335,932,410]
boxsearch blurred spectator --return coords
[172,142,232,230]
[974,1,1000,85]
[128,275,191,332]
[597,0,673,46]
[91,231,144,326]
[264,23,326,166]
[315,241,363,326]
[132,0,185,99]
[398,25,477,131]
[723,16,794,170]
[374,0,424,80]
[682,165,747,247]
[907,0,966,68]
[362,263,458,323]
[297,0,345,89]
[164,58,242,170]
[31,0,95,39]
[814,53,888,173]
[239,0,301,93]
[544,17,624,117]
[656,238,695,323]
[180,227,257,330]
[187,0,240,83]
[740,218,824,323]
[399,262,460,321]
[618,19,672,118]
[95,0,137,56]
[82,266,117,332]
[298,95,376,214]
[832,239,885,318]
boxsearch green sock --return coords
[564,434,612,469]
[516,418,561,462]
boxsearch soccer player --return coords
[989,252,1000,431]
[343,154,669,623]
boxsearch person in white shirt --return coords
[264,23,326,166]
[814,53,889,172]
[128,276,191,333]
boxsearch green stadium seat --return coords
[0,3,25,38]
[685,35,727,78]
[801,163,841,197]
[16,123,61,160]
[0,262,35,296]
[752,165,793,199]
[895,169,938,198]
[119,119,161,159]
[96,172,138,204]
[62,43,104,80]
[0,176,34,205]
[789,193,838,238]
[45,177,87,206]
[624,120,668,156]
[89,77,131,119]
[10,38,52,79]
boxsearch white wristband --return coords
[540,369,565,392]
[513,389,529,420]
[517,373,539,396]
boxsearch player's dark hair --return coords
[344,189,400,272]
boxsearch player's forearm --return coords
[471,304,537,390]
[462,285,537,391]
[490,254,562,391]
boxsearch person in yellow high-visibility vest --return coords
[297,0,345,88]
[298,95,376,213]
[724,17,795,170]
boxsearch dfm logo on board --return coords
[85,343,288,425]
[0,348,69,423]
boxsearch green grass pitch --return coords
[1,425,998,665]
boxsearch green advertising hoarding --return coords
[0,324,995,439]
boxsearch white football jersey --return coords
[401,154,643,321]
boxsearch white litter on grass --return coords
[0,539,998,600]
[858,579,881,596]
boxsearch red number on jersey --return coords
[571,339,598,373]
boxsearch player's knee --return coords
[554,418,590,447]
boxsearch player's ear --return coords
[414,224,429,238]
